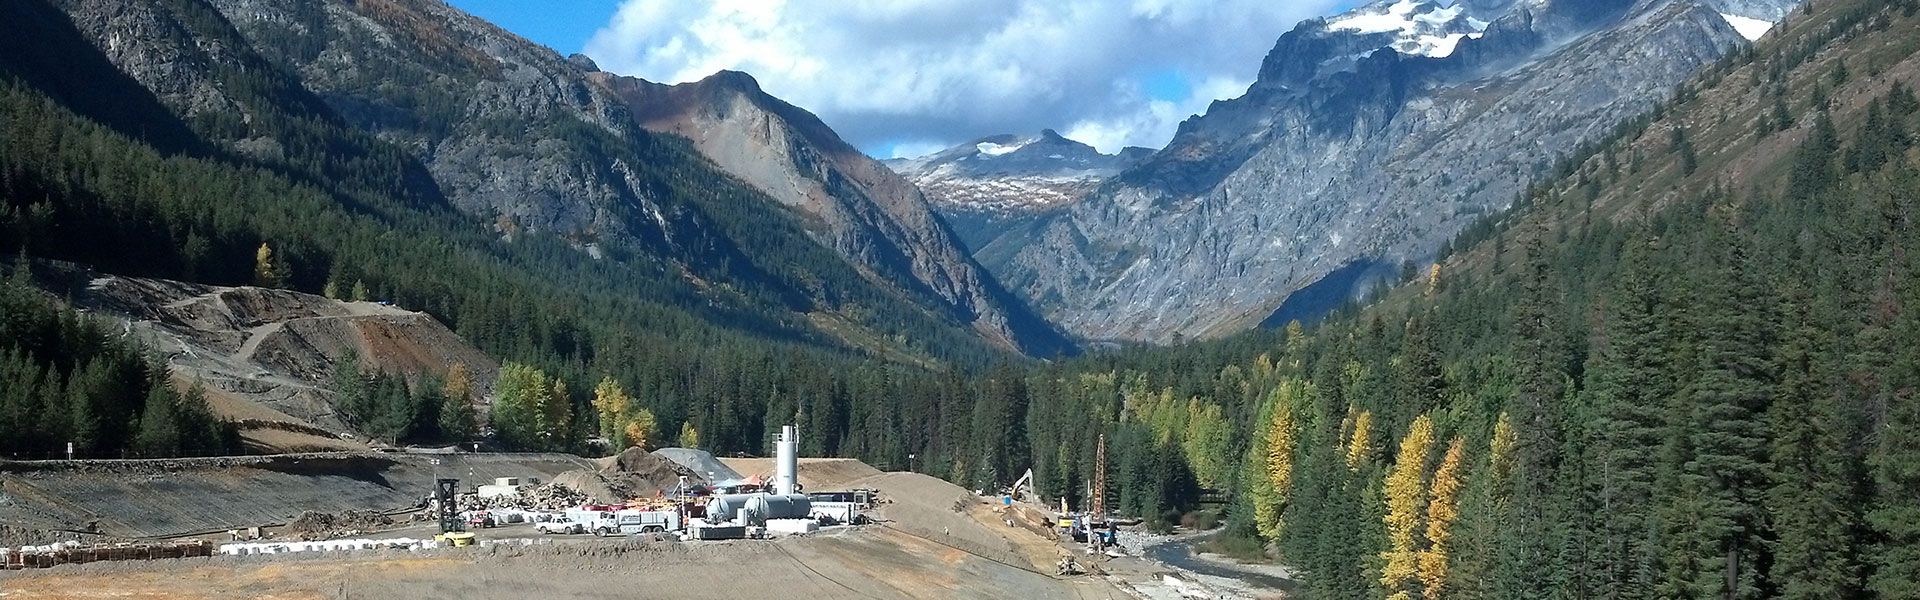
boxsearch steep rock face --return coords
[594,71,1070,356]
[885,131,1151,252]
[35,0,1054,359]
[988,0,1798,343]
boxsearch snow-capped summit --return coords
[885,131,1152,252]
[1327,0,1490,58]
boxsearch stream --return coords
[1142,532,1302,596]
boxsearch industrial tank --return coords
[743,494,811,525]
[704,494,760,523]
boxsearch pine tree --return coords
[132,381,180,457]
[1582,238,1673,598]
[1868,279,1920,599]
[1681,237,1776,600]
[1767,300,1858,600]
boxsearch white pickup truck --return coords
[534,516,586,535]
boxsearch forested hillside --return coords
[979,0,1920,597]
[0,0,1057,458]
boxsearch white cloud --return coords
[584,0,1343,155]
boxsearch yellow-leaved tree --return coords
[1489,411,1517,488]
[1420,436,1468,599]
[1380,414,1435,600]
[1346,409,1374,471]
[624,408,657,450]
[591,376,629,446]
[1250,380,1307,540]
[678,421,700,449]
[253,243,280,288]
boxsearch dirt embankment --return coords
[0,453,592,539]
[718,457,882,490]
[0,526,1120,600]
[57,270,501,451]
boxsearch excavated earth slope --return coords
[55,269,500,451]
[0,453,590,539]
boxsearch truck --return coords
[594,509,680,536]
[534,516,586,534]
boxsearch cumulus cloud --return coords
[583,0,1343,157]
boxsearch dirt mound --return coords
[286,509,393,541]
[593,447,696,498]
[720,457,882,489]
[851,471,1027,567]
[652,448,741,483]
[551,470,620,504]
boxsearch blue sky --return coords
[446,0,622,55]
[448,0,1360,157]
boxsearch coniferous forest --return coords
[3,0,1920,595]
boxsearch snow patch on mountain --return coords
[1719,13,1773,40]
[976,141,1026,156]
[1327,0,1490,58]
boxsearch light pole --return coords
[908,453,916,473]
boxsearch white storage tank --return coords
[705,494,760,523]
[744,494,812,526]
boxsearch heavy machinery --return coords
[1009,468,1036,502]
[435,478,462,534]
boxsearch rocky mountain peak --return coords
[982,0,1800,343]
[884,130,1153,253]
[595,70,1071,356]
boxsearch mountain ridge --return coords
[983,0,1798,344]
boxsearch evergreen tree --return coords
[1670,235,1776,600]
[132,381,180,457]
[1767,297,1859,600]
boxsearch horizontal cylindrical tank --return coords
[705,494,760,523]
[744,494,812,525]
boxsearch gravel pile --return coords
[286,510,394,541]
[458,482,592,513]
[651,448,740,484]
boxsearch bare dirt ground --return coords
[719,456,883,489]
[52,269,500,452]
[0,453,592,539]
[0,510,1133,600]
[0,457,1160,599]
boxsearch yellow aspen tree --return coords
[1420,437,1468,599]
[1380,415,1436,600]
[253,243,279,288]
[591,376,629,446]
[677,421,699,448]
[443,363,472,405]
[624,407,658,450]
[1425,263,1442,297]
[1346,409,1374,470]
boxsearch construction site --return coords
[0,272,1291,599]
[0,423,1292,599]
